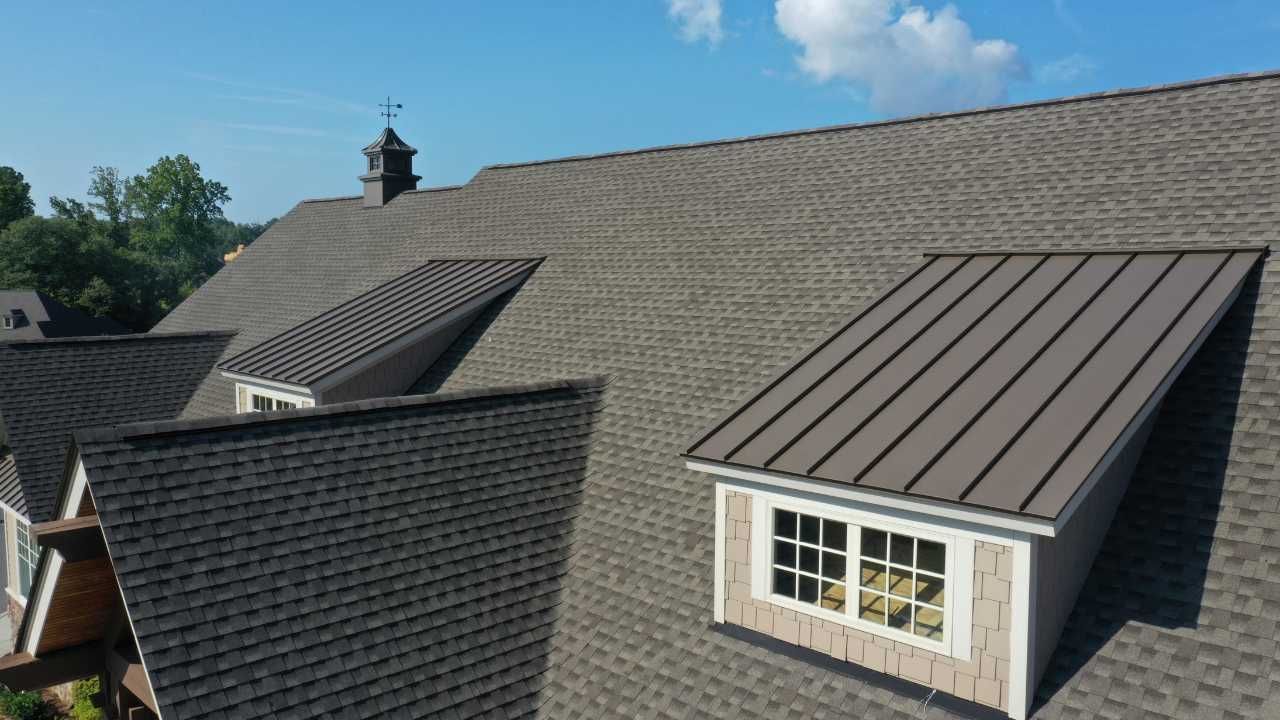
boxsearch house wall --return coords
[1032,410,1157,687]
[723,490,1012,711]
[319,308,479,405]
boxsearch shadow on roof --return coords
[1033,264,1260,713]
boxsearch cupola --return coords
[359,125,421,208]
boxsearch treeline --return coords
[0,160,274,331]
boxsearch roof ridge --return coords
[483,70,1280,171]
[300,184,463,205]
[0,329,236,347]
[75,375,613,443]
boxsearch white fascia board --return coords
[713,482,727,624]
[219,372,314,399]
[1008,533,1038,720]
[688,459,1055,539]
[0,501,28,523]
[21,549,62,654]
[1051,276,1246,534]
[57,455,88,521]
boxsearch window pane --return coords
[823,520,847,551]
[822,552,846,582]
[799,514,820,544]
[915,605,944,640]
[799,546,819,574]
[820,581,845,611]
[859,590,886,624]
[888,566,912,598]
[860,560,886,591]
[861,528,887,559]
[890,534,914,565]
[773,568,796,598]
[917,539,945,574]
[915,573,945,607]
[774,509,797,539]
[798,575,819,604]
[888,598,911,630]
[276,399,298,410]
[773,539,796,568]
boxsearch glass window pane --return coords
[774,509,797,539]
[799,514,820,544]
[773,539,796,568]
[915,573,945,607]
[798,575,819,603]
[859,590,886,624]
[860,560,886,591]
[888,566,912,598]
[820,581,845,611]
[888,598,911,630]
[822,552,846,583]
[823,520,847,551]
[914,605,944,640]
[773,568,796,598]
[861,528,887,559]
[799,546,819,574]
[890,534,914,565]
[917,539,945,574]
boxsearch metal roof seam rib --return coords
[955,253,1185,504]
[899,252,1136,495]
[1016,251,1234,512]
[723,255,971,464]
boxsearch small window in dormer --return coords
[2,317,12,330]
[250,392,300,412]
[369,155,381,172]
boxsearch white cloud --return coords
[667,0,724,46]
[774,0,1026,116]
[1035,53,1099,84]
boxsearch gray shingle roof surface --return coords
[686,248,1262,520]
[0,332,233,522]
[154,72,1280,719]
[0,290,127,340]
[78,379,605,720]
[219,257,541,385]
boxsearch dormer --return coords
[219,258,542,410]
[3,308,26,330]
[359,126,421,208]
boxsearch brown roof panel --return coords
[685,247,1263,520]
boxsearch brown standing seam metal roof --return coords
[686,248,1263,520]
[218,258,541,386]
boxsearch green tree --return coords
[0,166,35,232]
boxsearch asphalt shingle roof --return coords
[152,71,1280,719]
[0,332,233,522]
[0,290,127,340]
[0,454,22,516]
[77,378,605,720]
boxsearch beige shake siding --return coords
[723,490,1012,711]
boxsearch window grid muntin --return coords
[771,510,847,612]
[767,503,949,647]
[15,519,37,598]
[857,528,945,642]
[250,393,298,412]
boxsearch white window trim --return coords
[234,381,313,413]
[749,491,974,658]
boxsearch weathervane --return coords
[379,96,402,128]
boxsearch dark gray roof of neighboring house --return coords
[0,454,23,516]
[686,248,1262,520]
[0,332,233,522]
[153,71,1280,719]
[76,378,605,720]
[218,258,541,386]
[0,290,127,340]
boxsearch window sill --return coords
[766,591,954,658]
[5,587,27,609]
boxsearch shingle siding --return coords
[150,73,1280,719]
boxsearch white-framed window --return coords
[250,393,298,412]
[2,317,12,329]
[751,493,971,657]
[14,518,37,599]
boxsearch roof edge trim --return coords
[922,244,1271,258]
[484,70,1280,171]
[0,330,236,348]
[75,375,612,444]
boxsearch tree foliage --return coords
[0,158,274,330]
[0,166,35,232]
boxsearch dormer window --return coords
[2,317,11,330]
[250,393,298,412]
[234,382,312,414]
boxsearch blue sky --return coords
[2,1,1279,222]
